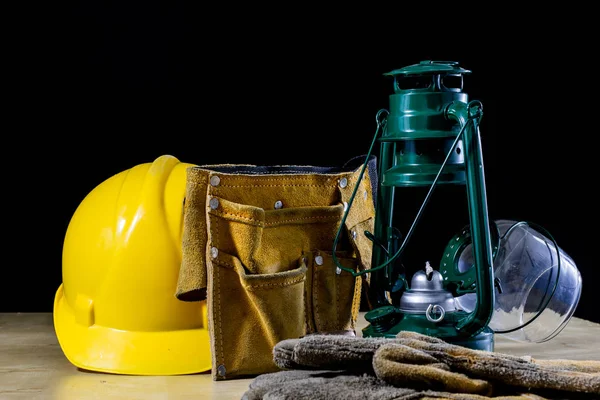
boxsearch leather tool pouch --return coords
[176,155,377,380]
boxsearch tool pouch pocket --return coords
[305,250,361,334]
[177,155,378,380]
[207,196,347,379]
[210,250,308,378]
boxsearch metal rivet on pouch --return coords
[217,364,226,377]
[363,190,368,200]
[352,230,357,240]
[343,202,348,212]
[210,247,218,259]
[339,177,348,188]
[336,266,342,275]
[274,200,283,209]
[210,175,220,187]
[209,197,219,210]
[315,255,324,266]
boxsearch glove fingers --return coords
[374,343,493,396]
[394,336,600,395]
[242,370,332,400]
[292,334,394,371]
[396,331,448,344]
[273,338,303,370]
[533,359,600,373]
[244,371,419,400]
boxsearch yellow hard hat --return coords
[53,155,211,375]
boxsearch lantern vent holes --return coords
[441,74,463,90]
[396,74,464,92]
[397,75,432,90]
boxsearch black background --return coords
[7,4,597,325]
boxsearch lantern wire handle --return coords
[331,108,387,274]
[332,105,482,277]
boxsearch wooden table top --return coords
[1,313,599,400]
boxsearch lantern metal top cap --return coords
[384,60,471,76]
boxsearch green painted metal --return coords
[364,60,497,350]
[363,308,494,351]
[385,60,471,78]
[439,222,500,296]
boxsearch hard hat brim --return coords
[53,284,212,376]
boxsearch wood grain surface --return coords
[1,313,598,400]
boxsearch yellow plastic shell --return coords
[53,155,211,375]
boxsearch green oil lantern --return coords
[334,60,497,350]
